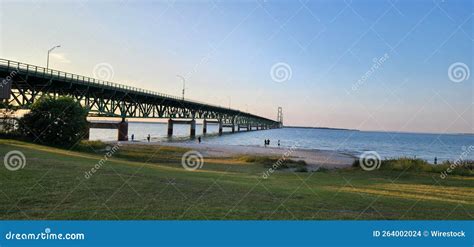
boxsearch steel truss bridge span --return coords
[0,58,280,140]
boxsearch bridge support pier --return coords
[86,119,128,141]
[218,120,223,135]
[202,119,207,134]
[118,118,128,141]
[167,119,173,136]
[190,119,196,138]
[167,119,196,138]
[83,126,90,140]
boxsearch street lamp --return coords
[176,75,186,100]
[47,45,61,69]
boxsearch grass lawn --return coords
[0,139,472,220]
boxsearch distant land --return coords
[284,126,359,131]
[284,126,473,136]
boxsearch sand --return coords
[122,141,356,170]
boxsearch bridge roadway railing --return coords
[0,58,275,123]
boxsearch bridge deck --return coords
[0,58,278,125]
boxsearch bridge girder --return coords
[0,59,279,128]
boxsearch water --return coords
[90,122,474,162]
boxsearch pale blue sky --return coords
[0,0,472,133]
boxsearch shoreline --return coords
[117,141,357,170]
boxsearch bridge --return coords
[0,58,281,141]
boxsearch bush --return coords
[316,167,329,172]
[354,157,473,176]
[381,158,432,172]
[73,140,109,153]
[239,155,307,170]
[0,102,20,134]
[19,97,88,148]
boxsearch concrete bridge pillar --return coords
[83,125,90,140]
[202,119,207,134]
[231,124,235,133]
[118,118,128,141]
[190,119,196,138]
[167,118,173,136]
[218,120,223,135]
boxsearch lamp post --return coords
[47,45,61,69]
[176,75,186,100]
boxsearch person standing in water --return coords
[131,134,134,142]
[147,134,151,142]
[278,140,280,147]
[198,136,202,144]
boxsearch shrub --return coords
[73,140,109,153]
[19,97,88,148]
[239,155,307,170]
[381,158,432,172]
[354,157,473,177]
[316,167,329,172]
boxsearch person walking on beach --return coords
[268,139,271,146]
[198,136,201,144]
[131,134,134,142]
[278,140,280,147]
[147,134,150,142]
[264,139,267,147]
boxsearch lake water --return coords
[89,122,473,162]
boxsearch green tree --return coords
[0,101,18,134]
[19,97,88,147]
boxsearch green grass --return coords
[0,139,473,220]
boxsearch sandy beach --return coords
[123,141,356,170]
